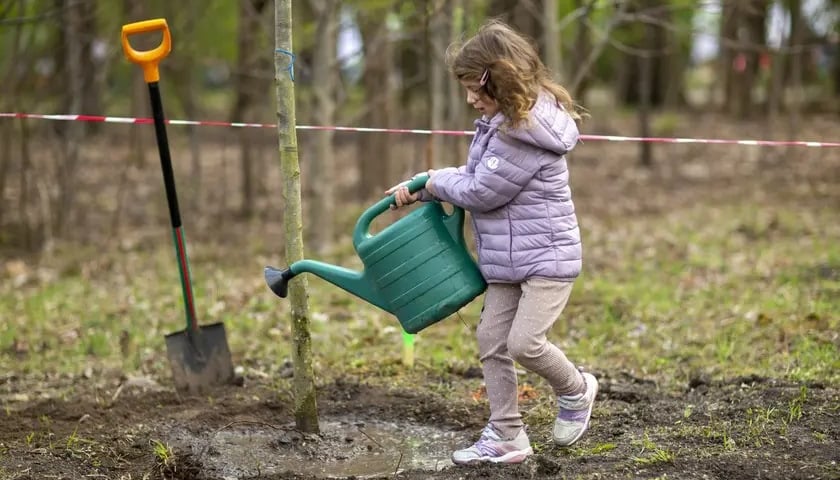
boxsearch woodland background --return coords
[0,3,838,477]
[1,0,838,255]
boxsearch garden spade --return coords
[121,19,234,393]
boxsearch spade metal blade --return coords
[164,322,235,394]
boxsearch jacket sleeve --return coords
[429,136,540,213]
[416,165,466,202]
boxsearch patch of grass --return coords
[702,418,737,451]
[745,407,777,447]
[787,338,840,383]
[631,431,675,465]
[151,439,174,467]
[2,201,838,395]
[589,442,617,455]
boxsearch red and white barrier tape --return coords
[2,112,839,148]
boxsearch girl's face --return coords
[460,78,499,118]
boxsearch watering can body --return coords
[265,174,487,333]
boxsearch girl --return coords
[388,20,597,465]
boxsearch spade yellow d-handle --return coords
[121,18,171,83]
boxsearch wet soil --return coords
[1,372,837,479]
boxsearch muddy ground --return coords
[0,371,838,479]
[2,112,839,479]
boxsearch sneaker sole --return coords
[554,373,599,447]
[452,447,533,465]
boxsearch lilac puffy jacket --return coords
[428,93,581,283]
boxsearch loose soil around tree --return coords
[0,371,838,479]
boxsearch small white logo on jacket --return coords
[486,156,500,170]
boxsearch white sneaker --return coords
[553,371,598,446]
[451,425,533,465]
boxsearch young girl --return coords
[388,20,597,465]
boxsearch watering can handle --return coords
[121,19,172,83]
[353,173,432,247]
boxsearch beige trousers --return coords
[477,278,585,439]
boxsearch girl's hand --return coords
[385,179,419,209]
[392,186,419,208]
[385,169,437,209]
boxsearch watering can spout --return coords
[264,266,294,298]
[264,261,390,312]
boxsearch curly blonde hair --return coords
[446,20,585,129]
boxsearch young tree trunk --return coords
[274,0,319,434]
[307,0,338,253]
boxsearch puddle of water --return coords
[167,416,471,479]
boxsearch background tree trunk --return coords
[358,8,395,199]
[542,0,561,78]
[274,0,319,435]
[489,0,543,49]
[766,2,789,120]
[123,0,148,168]
[571,0,626,102]
[638,1,656,167]
[307,0,338,253]
[0,0,27,229]
[53,0,86,244]
[721,0,769,118]
[234,0,270,218]
[428,0,448,169]
[163,0,204,212]
[787,0,804,115]
[614,1,671,107]
[448,0,469,162]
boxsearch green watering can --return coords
[264,174,487,334]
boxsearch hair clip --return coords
[479,68,489,86]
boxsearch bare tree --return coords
[274,0,319,434]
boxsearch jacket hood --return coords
[478,93,580,155]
